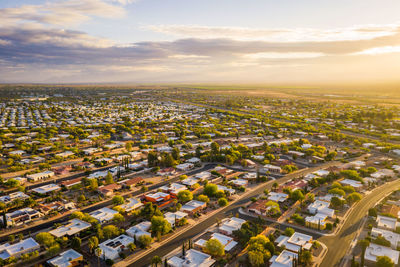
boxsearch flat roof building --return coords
[49,219,91,238]
[47,249,83,267]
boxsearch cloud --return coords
[353,45,400,55]
[111,0,138,5]
[146,23,400,42]
[0,0,125,27]
[242,52,325,59]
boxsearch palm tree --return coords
[151,255,162,267]
[272,182,279,192]
[95,248,102,267]
[88,236,99,254]
[358,239,370,267]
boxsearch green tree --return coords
[358,239,370,267]
[218,197,228,207]
[138,235,153,248]
[177,190,193,203]
[71,237,82,251]
[35,232,55,248]
[204,183,218,197]
[151,255,162,267]
[47,244,61,257]
[125,142,133,152]
[113,213,125,224]
[291,190,305,202]
[248,250,264,266]
[328,188,346,197]
[151,216,172,237]
[284,227,295,237]
[300,250,313,266]
[112,195,125,205]
[89,178,98,191]
[103,225,120,239]
[376,256,394,267]
[105,172,114,184]
[88,236,99,253]
[78,194,86,203]
[346,192,362,204]
[204,238,225,257]
[197,194,210,203]
[128,242,136,252]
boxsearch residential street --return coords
[319,179,400,267]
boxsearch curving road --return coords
[319,179,400,267]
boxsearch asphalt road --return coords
[129,162,339,267]
[319,179,400,267]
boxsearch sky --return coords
[1,0,400,85]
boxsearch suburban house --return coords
[180,200,207,215]
[0,191,29,204]
[126,221,151,239]
[160,183,187,196]
[60,177,82,188]
[31,184,61,195]
[371,227,400,249]
[97,183,122,197]
[119,177,144,189]
[144,192,171,203]
[164,211,188,227]
[268,192,289,203]
[49,219,91,238]
[269,250,298,267]
[47,249,83,267]
[219,217,246,236]
[26,170,55,182]
[0,238,40,260]
[2,208,43,227]
[89,207,119,224]
[376,215,399,231]
[195,232,238,252]
[365,243,399,265]
[99,234,135,260]
[275,232,313,252]
[118,197,143,213]
[167,249,215,267]
[248,199,269,215]
[261,164,282,174]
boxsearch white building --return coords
[99,234,135,260]
[31,183,61,194]
[275,232,313,252]
[270,250,298,267]
[167,249,215,267]
[307,200,334,217]
[176,163,194,171]
[0,191,29,204]
[261,164,282,174]
[49,219,91,238]
[377,215,399,231]
[126,221,151,239]
[195,233,237,252]
[219,217,246,236]
[268,192,288,203]
[89,207,119,224]
[165,211,188,227]
[371,227,400,249]
[26,170,55,182]
[365,243,399,265]
[118,198,143,213]
[0,238,40,260]
[47,249,83,267]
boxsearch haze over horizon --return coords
[1,0,400,85]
